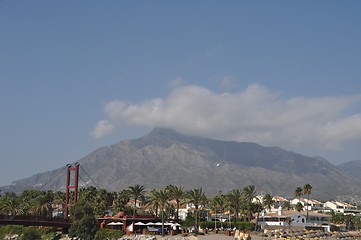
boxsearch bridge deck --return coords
[0,214,72,228]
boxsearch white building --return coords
[177,203,208,221]
[324,201,358,214]
[290,198,323,211]
[257,207,330,231]
[255,195,290,213]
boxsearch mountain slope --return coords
[2,128,361,200]
[337,160,361,179]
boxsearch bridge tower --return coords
[64,163,79,219]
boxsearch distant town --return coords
[1,181,361,239]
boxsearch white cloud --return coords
[90,120,115,139]
[92,84,361,155]
[219,76,237,91]
[206,44,223,58]
[168,77,185,88]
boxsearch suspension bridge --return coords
[0,163,92,232]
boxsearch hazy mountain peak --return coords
[148,127,179,136]
[131,127,205,149]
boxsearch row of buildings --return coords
[177,196,361,232]
[97,195,360,233]
[261,196,359,214]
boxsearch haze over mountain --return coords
[337,160,361,180]
[2,128,361,201]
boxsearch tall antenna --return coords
[223,146,225,161]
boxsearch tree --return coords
[295,186,302,200]
[210,196,221,230]
[217,194,228,229]
[31,191,53,217]
[186,188,207,232]
[0,192,19,215]
[68,202,97,240]
[242,185,257,221]
[222,195,232,228]
[295,202,303,212]
[128,184,145,218]
[18,189,42,215]
[282,201,292,211]
[165,185,186,221]
[227,189,242,222]
[294,186,303,212]
[303,183,312,220]
[20,227,41,240]
[52,191,65,217]
[94,188,114,217]
[252,196,262,231]
[155,189,170,236]
[262,193,274,212]
[113,189,131,214]
[145,189,161,217]
[78,186,97,204]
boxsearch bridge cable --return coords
[78,174,91,187]
[79,165,101,189]
[39,166,68,191]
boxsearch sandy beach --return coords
[127,232,265,240]
[128,231,344,240]
[154,232,343,240]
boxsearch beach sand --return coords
[155,232,264,240]
[128,231,343,240]
[155,232,339,240]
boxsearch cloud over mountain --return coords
[92,84,361,156]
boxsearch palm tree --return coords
[243,185,256,203]
[0,192,19,215]
[295,202,303,212]
[146,189,161,217]
[282,201,292,211]
[223,195,232,229]
[252,196,262,231]
[119,189,131,203]
[94,188,114,217]
[303,183,312,220]
[242,185,257,221]
[128,184,146,218]
[262,193,274,212]
[295,186,303,202]
[145,188,170,235]
[18,189,43,215]
[227,189,242,222]
[165,185,186,221]
[294,186,303,212]
[31,191,53,217]
[217,194,228,229]
[156,189,170,236]
[186,188,206,232]
[210,196,221,230]
[78,186,97,205]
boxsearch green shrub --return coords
[234,222,255,230]
[19,227,41,240]
[43,231,62,240]
[0,225,25,239]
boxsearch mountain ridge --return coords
[2,127,361,201]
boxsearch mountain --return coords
[2,128,361,200]
[337,160,361,180]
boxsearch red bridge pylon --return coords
[64,163,79,219]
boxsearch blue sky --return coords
[1,1,361,186]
